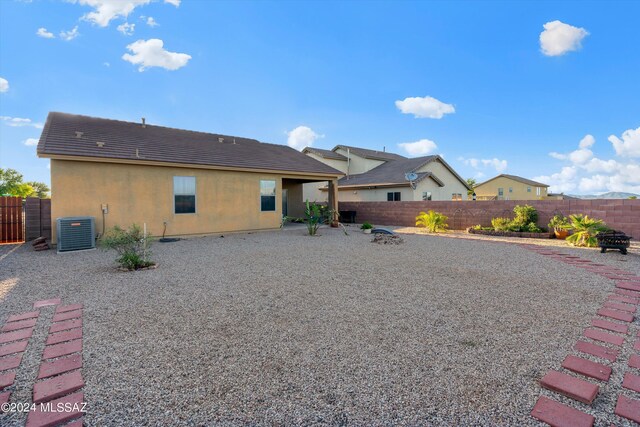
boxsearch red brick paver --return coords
[530,396,594,427]
[55,304,83,314]
[591,318,629,334]
[561,355,612,382]
[25,391,84,427]
[49,318,82,334]
[629,354,640,369]
[575,340,619,362]
[614,395,640,424]
[46,328,82,346]
[37,354,82,380]
[635,340,640,352]
[540,370,599,404]
[0,391,10,410]
[603,301,637,313]
[0,371,15,389]
[608,294,639,305]
[584,328,625,346]
[0,328,33,345]
[616,282,640,292]
[0,353,23,371]
[42,339,82,360]
[615,289,640,298]
[622,372,640,393]
[6,311,39,323]
[597,308,634,323]
[1,318,37,332]
[33,370,84,403]
[51,310,82,323]
[33,298,62,309]
[0,339,28,357]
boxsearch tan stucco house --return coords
[474,174,549,200]
[37,112,343,243]
[302,145,470,202]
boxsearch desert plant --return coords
[512,205,538,228]
[361,222,373,230]
[548,214,570,231]
[416,210,449,233]
[565,214,609,247]
[100,224,154,270]
[491,217,512,231]
[303,200,324,236]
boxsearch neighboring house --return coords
[37,112,343,244]
[547,193,578,200]
[474,174,549,200]
[302,145,470,202]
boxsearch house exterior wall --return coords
[474,176,548,200]
[305,152,348,174]
[337,186,413,202]
[50,159,322,243]
[414,161,468,201]
[333,148,385,175]
[282,180,305,218]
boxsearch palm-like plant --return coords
[416,210,449,233]
[565,214,609,247]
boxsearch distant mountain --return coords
[570,192,639,199]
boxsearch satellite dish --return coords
[405,172,418,181]
[405,172,418,190]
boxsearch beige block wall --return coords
[50,160,291,243]
[475,176,548,200]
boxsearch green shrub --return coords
[525,222,543,233]
[491,217,512,231]
[361,222,373,230]
[99,224,154,270]
[416,210,448,233]
[566,214,609,247]
[472,224,482,230]
[512,205,538,227]
[548,214,570,231]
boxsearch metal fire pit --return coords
[596,230,631,255]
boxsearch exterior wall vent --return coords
[56,217,96,253]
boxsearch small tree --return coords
[100,224,154,270]
[466,178,476,196]
[416,210,448,233]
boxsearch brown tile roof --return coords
[476,174,549,188]
[337,155,469,189]
[37,112,343,176]
[335,145,407,161]
[302,147,348,161]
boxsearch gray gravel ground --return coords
[1,226,639,426]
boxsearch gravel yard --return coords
[1,227,639,426]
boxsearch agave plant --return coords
[416,210,448,233]
[565,214,609,247]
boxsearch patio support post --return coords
[328,179,339,226]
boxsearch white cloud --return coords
[542,131,640,194]
[24,138,39,146]
[60,26,80,41]
[0,77,8,93]
[164,0,180,6]
[398,139,438,157]
[540,20,589,56]
[122,39,191,71]
[286,126,322,151]
[103,61,111,67]
[146,16,158,27]
[460,157,508,173]
[117,22,135,35]
[395,96,455,119]
[0,116,44,129]
[72,0,151,27]
[608,127,640,158]
[36,27,55,39]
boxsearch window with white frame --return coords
[387,192,401,201]
[260,180,276,211]
[422,191,432,201]
[174,176,196,214]
[536,187,541,196]
[527,187,531,192]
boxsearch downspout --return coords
[346,148,350,180]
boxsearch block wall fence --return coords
[339,199,640,240]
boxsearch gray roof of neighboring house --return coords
[37,112,343,176]
[334,145,407,161]
[302,147,348,161]
[476,174,549,188]
[337,155,470,189]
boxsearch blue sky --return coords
[1,0,639,194]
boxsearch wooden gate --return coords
[0,196,24,244]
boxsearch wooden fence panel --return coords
[0,196,24,244]
[25,197,52,242]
